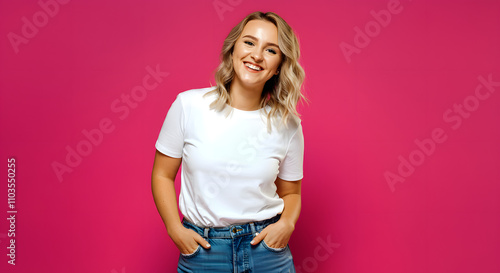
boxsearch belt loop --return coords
[249,222,256,235]
[203,227,209,239]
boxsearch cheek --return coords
[233,44,249,58]
[269,58,282,72]
[232,51,241,67]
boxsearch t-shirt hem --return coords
[155,141,182,158]
[277,174,303,181]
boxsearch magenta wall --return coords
[1,0,499,272]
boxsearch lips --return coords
[243,61,263,71]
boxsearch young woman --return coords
[151,11,305,272]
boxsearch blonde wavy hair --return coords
[205,11,306,131]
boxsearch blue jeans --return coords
[177,214,296,273]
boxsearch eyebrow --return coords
[242,35,279,49]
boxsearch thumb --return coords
[194,234,211,249]
[250,231,264,245]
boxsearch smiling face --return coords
[231,19,282,92]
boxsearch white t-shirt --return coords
[155,87,304,227]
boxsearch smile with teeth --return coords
[244,62,263,71]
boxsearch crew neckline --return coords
[229,104,264,113]
[226,104,271,118]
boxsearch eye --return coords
[244,41,254,46]
[267,48,277,55]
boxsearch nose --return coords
[251,49,263,62]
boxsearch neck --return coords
[228,79,264,111]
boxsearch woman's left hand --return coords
[250,219,295,249]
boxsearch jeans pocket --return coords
[261,239,288,253]
[181,245,201,258]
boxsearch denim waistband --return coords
[182,214,281,239]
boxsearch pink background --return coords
[1,0,499,272]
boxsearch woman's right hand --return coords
[168,224,211,255]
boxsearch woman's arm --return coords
[151,150,211,254]
[250,177,302,248]
[275,177,302,228]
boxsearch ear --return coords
[275,64,282,75]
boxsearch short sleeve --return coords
[277,123,304,181]
[155,94,185,158]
